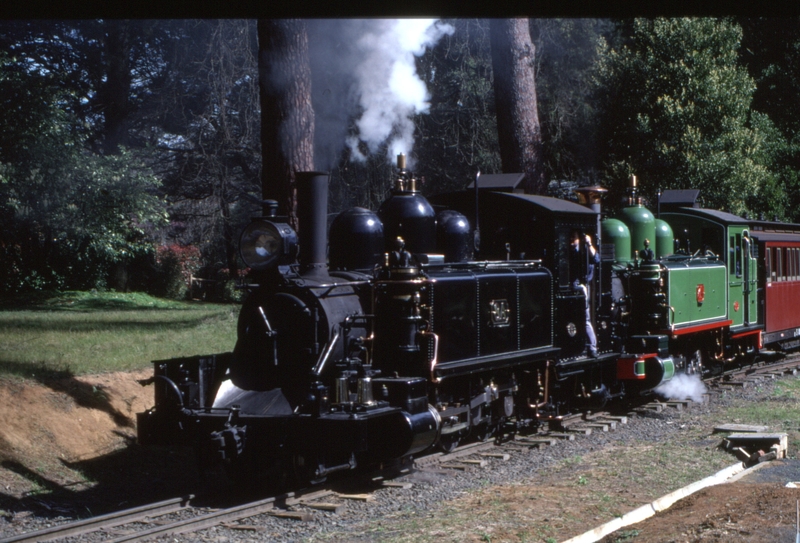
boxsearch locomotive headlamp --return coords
[239,219,298,270]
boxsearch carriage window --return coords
[777,248,783,281]
[783,248,787,280]
[729,236,735,274]
[784,248,788,280]
[735,234,742,278]
[787,248,792,281]
[766,247,772,284]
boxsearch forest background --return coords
[1,18,798,298]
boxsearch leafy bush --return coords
[0,53,168,295]
[152,244,202,300]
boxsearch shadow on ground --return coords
[0,442,206,520]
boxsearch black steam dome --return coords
[377,154,436,255]
[436,210,472,262]
[329,207,384,272]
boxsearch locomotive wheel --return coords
[438,431,464,453]
[472,422,494,443]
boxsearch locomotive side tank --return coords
[428,188,629,416]
[608,183,762,381]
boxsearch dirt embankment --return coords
[0,370,156,499]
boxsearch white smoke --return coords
[308,19,453,169]
[654,373,707,403]
[346,19,453,164]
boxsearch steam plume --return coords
[308,19,454,169]
[654,373,707,403]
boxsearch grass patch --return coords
[718,379,800,455]
[0,290,239,379]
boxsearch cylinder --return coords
[357,377,374,405]
[335,377,350,404]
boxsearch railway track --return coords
[0,487,355,543]
[0,399,713,543]
[4,355,797,543]
[709,351,800,387]
[0,415,627,543]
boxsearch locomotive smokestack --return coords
[296,171,330,276]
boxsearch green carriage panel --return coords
[664,262,728,328]
[662,208,758,330]
[724,225,758,328]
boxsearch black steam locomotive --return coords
[137,156,770,483]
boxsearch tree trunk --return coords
[489,18,545,194]
[100,20,133,155]
[257,19,315,229]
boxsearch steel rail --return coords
[0,495,193,543]
[107,493,291,543]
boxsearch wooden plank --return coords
[713,424,770,434]
[459,459,488,467]
[381,481,412,489]
[564,426,592,435]
[583,423,609,432]
[337,493,374,502]
[516,436,557,446]
[220,523,267,532]
[480,452,511,461]
[642,403,664,412]
[598,415,628,424]
[666,401,691,411]
[757,451,778,463]
[725,433,788,456]
[440,463,468,471]
[267,511,313,521]
[546,432,576,441]
[296,490,335,503]
[732,447,751,462]
[727,432,787,441]
[304,502,345,514]
[586,420,617,432]
[724,381,751,388]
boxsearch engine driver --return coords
[570,231,599,357]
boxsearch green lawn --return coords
[0,291,239,380]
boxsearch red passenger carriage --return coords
[751,222,800,350]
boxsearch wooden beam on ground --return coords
[713,424,770,434]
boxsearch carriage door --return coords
[741,231,757,325]
[728,231,745,327]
